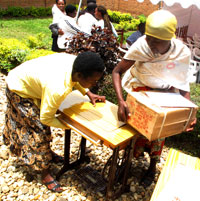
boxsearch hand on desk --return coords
[118,100,131,123]
[86,91,106,106]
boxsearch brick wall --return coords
[0,0,84,9]
[96,0,159,17]
[0,0,158,17]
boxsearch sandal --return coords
[43,179,63,193]
[51,151,64,163]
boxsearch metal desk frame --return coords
[56,128,138,200]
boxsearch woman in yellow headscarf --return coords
[112,10,195,187]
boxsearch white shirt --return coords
[123,36,192,92]
[57,16,90,49]
[95,19,118,37]
[52,4,66,24]
[78,13,97,34]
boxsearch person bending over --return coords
[3,51,105,192]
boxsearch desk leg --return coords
[56,129,71,180]
[105,135,139,200]
[106,146,119,200]
[121,134,138,192]
[56,130,89,180]
[79,137,86,161]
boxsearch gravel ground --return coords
[0,72,170,201]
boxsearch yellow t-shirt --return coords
[6,53,87,129]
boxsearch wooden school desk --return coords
[57,90,139,200]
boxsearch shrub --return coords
[0,38,29,71]
[7,6,29,17]
[0,8,8,17]
[29,6,50,17]
[97,74,127,104]
[25,49,54,61]
[0,37,54,72]
[65,26,122,94]
[26,33,49,49]
[119,13,133,22]
[0,6,52,17]
[66,26,122,74]
[138,14,147,23]
[108,10,121,23]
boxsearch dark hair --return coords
[96,6,112,31]
[87,0,96,4]
[138,22,146,35]
[56,0,66,4]
[72,51,105,78]
[65,4,76,15]
[86,2,97,13]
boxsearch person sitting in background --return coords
[126,22,145,49]
[3,51,106,193]
[78,2,97,34]
[112,10,196,188]
[57,4,90,50]
[94,5,118,38]
[49,0,66,52]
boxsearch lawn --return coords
[1,17,200,157]
[0,17,53,49]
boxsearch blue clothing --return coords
[127,31,142,45]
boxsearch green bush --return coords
[0,6,51,17]
[26,33,49,49]
[7,6,29,17]
[25,49,54,61]
[119,13,133,22]
[0,8,8,17]
[0,37,54,72]
[29,6,50,17]
[138,14,147,23]
[108,10,121,23]
[0,38,29,71]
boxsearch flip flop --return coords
[43,180,63,193]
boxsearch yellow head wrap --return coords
[145,10,177,40]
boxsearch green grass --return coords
[1,17,200,157]
[0,17,52,49]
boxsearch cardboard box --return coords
[126,92,198,141]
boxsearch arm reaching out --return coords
[112,58,135,122]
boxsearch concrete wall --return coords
[0,0,158,17]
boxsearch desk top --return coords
[59,91,138,149]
